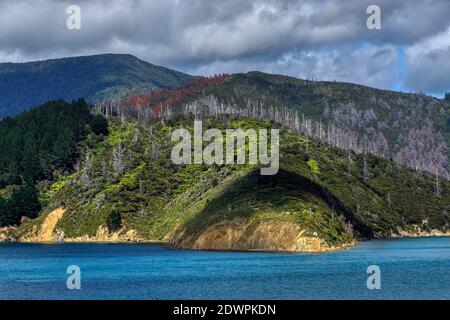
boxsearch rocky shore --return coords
[1,208,447,253]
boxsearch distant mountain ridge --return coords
[1,54,449,176]
[0,54,193,118]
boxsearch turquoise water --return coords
[0,237,449,300]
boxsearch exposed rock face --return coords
[14,214,353,252]
[22,207,65,242]
[63,225,145,242]
[19,207,146,243]
[393,228,450,238]
[173,219,354,252]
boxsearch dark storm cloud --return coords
[0,0,449,94]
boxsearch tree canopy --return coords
[0,99,107,226]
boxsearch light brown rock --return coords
[174,218,353,252]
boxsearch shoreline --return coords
[1,235,354,253]
[1,231,449,253]
[1,239,354,254]
[3,208,448,253]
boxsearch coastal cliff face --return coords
[173,219,352,252]
[23,208,65,242]
[0,227,11,241]
[5,208,351,252]
[3,205,445,250]
[393,228,450,238]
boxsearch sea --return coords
[0,237,449,300]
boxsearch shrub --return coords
[307,159,321,175]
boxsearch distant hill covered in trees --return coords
[188,73,450,177]
[0,54,193,118]
[95,72,450,178]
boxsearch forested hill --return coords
[180,72,450,177]
[4,115,449,248]
[95,72,450,177]
[0,99,107,226]
[2,53,448,177]
[0,54,193,118]
[0,64,449,250]
[0,96,448,249]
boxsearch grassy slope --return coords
[12,116,449,247]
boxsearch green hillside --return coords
[1,71,449,251]
[4,113,448,250]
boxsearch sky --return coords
[0,0,449,97]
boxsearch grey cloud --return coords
[405,50,450,94]
[185,43,399,90]
[0,0,448,94]
[404,28,450,94]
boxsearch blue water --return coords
[0,237,449,300]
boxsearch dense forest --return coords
[0,99,107,226]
